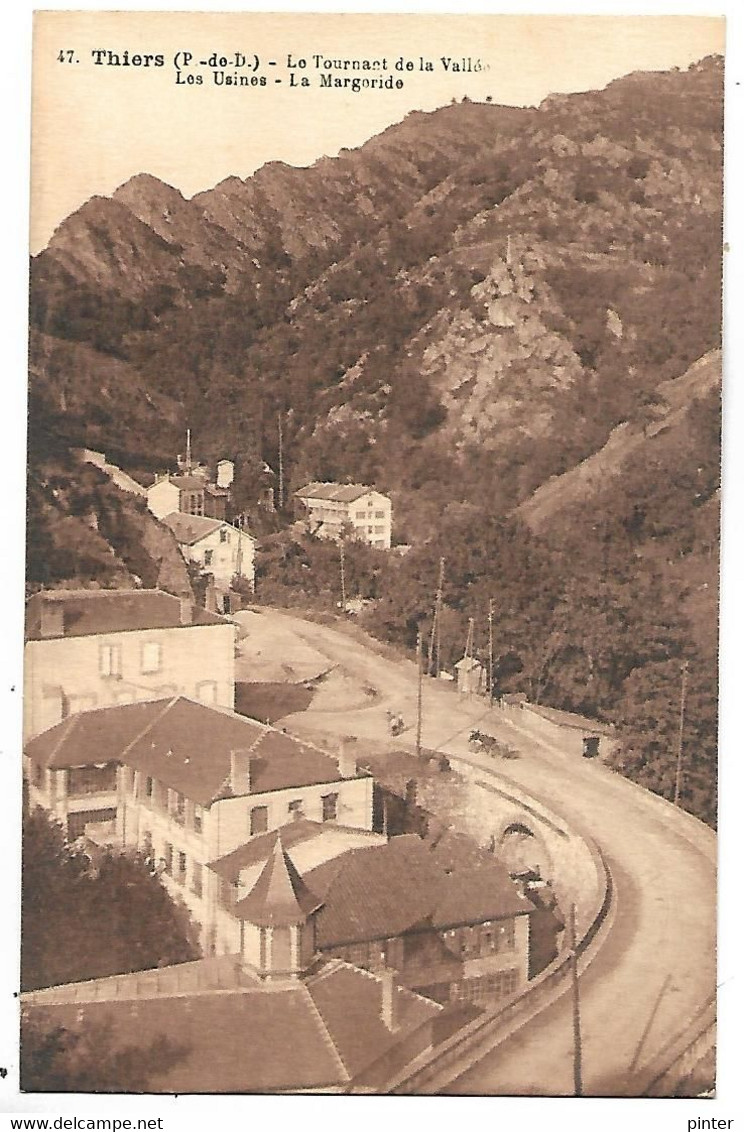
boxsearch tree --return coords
[22,805,199,992]
[20,1014,189,1092]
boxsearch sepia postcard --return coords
[3,6,737,1119]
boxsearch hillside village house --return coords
[162,513,256,596]
[20,816,531,1092]
[145,473,230,522]
[23,697,375,953]
[23,590,235,741]
[295,483,393,549]
[21,824,532,1090]
[215,824,533,1006]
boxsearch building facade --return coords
[23,590,235,741]
[295,483,393,549]
[24,697,375,954]
[162,513,256,594]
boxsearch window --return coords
[250,806,268,836]
[220,528,229,544]
[204,549,214,567]
[288,799,304,819]
[141,829,153,857]
[162,843,173,875]
[144,776,154,803]
[193,803,203,834]
[355,510,366,519]
[141,642,162,674]
[99,643,121,678]
[169,790,186,825]
[321,793,338,822]
[66,808,116,841]
[375,511,385,519]
[192,863,203,898]
[374,526,384,534]
[196,681,218,704]
[67,764,117,797]
[367,526,373,534]
[221,878,239,907]
[176,851,187,885]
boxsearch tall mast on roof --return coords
[186,428,192,472]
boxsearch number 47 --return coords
[57,49,76,63]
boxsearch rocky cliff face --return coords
[28,55,722,542]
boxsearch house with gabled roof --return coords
[23,589,236,742]
[162,512,256,597]
[295,482,392,549]
[23,697,375,954]
[209,824,533,1007]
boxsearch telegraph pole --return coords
[416,631,423,758]
[674,659,690,807]
[488,598,494,708]
[339,539,347,615]
[428,557,445,678]
[277,412,284,512]
[569,903,583,1097]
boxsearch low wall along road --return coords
[246,608,718,1096]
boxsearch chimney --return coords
[230,749,252,795]
[178,595,193,625]
[337,736,357,779]
[380,968,399,1032]
[39,598,65,639]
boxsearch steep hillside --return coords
[26,56,723,825]
[518,350,721,531]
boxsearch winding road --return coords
[239,608,717,1096]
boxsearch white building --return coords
[23,589,236,741]
[24,696,375,954]
[162,513,256,595]
[294,483,392,549]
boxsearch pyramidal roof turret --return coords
[234,833,323,927]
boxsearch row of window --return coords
[450,968,519,1004]
[442,920,516,960]
[99,641,162,678]
[142,829,204,898]
[248,792,338,837]
[354,510,387,520]
[141,776,204,834]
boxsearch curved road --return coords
[240,609,717,1096]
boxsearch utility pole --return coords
[277,412,284,512]
[488,598,494,708]
[674,659,690,807]
[416,631,423,758]
[339,539,347,615]
[428,557,445,678]
[569,903,583,1097]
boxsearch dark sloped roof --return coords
[25,589,225,640]
[24,697,354,806]
[208,819,326,879]
[233,836,323,926]
[22,960,440,1093]
[207,820,384,881]
[308,835,530,948]
[162,512,224,544]
[26,987,343,1092]
[169,474,207,491]
[306,964,439,1080]
[25,700,172,770]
